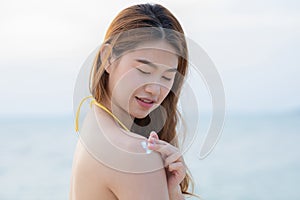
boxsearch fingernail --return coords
[150,131,157,137]
[151,142,155,147]
[148,141,156,150]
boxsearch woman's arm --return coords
[108,163,170,200]
[69,140,118,200]
[148,132,187,200]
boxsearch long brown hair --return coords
[90,3,199,198]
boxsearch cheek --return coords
[160,86,171,101]
[111,70,146,103]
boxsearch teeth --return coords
[137,97,153,103]
[142,99,152,103]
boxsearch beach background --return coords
[1,0,299,199]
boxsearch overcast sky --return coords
[0,0,299,116]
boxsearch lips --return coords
[135,96,156,108]
[136,97,154,103]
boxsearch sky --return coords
[0,0,299,116]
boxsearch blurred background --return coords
[0,0,299,199]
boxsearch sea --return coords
[0,112,299,200]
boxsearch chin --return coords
[131,112,149,119]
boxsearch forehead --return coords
[123,40,178,68]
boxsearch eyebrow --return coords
[135,59,177,72]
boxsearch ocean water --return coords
[0,113,299,200]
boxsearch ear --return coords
[100,44,112,74]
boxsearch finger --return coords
[168,161,186,172]
[164,151,183,167]
[148,141,178,158]
[149,131,159,140]
[148,137,171,146]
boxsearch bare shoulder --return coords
[70,108,170,200]
[70,140,169,200]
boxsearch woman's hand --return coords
[147,131,186,199]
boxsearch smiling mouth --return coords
[135,96,154,104]
[135,96,156,108]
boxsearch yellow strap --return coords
[75,95,93,132]
[75,95,129,132]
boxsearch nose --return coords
[144,83,161,96]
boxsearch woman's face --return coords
[106,40,178,119]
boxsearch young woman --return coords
[70,3,200,200]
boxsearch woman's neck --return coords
[101,98,134,131]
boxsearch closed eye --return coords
[162,76,172,81]
[137,68,151,74]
